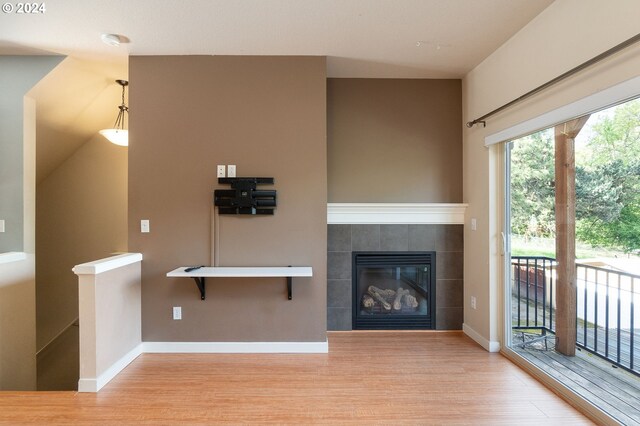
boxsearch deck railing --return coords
[511,256,639,377]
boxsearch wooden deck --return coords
[576,326,640,370]
[513,332,640,425]
[0,332,592,425]
[512,294,640,375]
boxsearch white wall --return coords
[36,135,128,351]
[0,56,62,390]
[0,56,63,253]
[0,256,36,389]
[75,255,142,392]
[0,56,63,390]
[462,0,640,348]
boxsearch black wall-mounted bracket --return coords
[214,177,277,215]
[188,276,295,301]
[192,277,206,300]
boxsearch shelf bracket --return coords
[184,273,300,301]
[192,277,206,300]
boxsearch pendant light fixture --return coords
[100,79,129,146]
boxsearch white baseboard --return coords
[78,343,143,393]
[78,340,328,392]
[143,340,329,354]
[463,323,500,352]
[77,379,98,393]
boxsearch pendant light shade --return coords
[100,79,129,146]
[99,128,128,146]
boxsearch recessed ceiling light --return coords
[416,41,451,50]
[101,33,122,47]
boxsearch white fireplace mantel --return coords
[327,203,468,225]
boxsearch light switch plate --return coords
[217,165,226,178]
[0,220,4,233]
[173,306,182,320]
[227,165,236,178]
[471,218,477,231]
[141,219,150,233]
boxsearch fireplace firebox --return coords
[352,252,435,329]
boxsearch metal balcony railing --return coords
[511,256,639,377]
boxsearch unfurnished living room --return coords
[1,1,639,424]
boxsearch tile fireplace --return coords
[327,224,463,330]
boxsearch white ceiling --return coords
[1,0,553,78]
[2,0,554,181]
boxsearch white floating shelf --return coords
[167,266,313,300]
[167,266,312,278]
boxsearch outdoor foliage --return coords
[510,98,640,254]
[509,130,555,239]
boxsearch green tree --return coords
[575,99,640,253]
[509,129,555,239]
[576,159,627,223]
[583,99,640,165]
[511,98,640,254]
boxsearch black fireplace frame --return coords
[352,251,436,330]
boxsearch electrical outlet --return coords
[227,165,236,178]
[0,220,4,233]
[141,219,150,233]
[217,165,226,178]
[471,296,477,310]
[173,306,182,320]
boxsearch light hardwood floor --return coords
[0,332,593,425]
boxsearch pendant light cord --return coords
[113,80,129,130]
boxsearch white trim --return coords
[77,379,99,393]
[484,75,640,146]
[327,203,468,224]
[73,253,143,275]
[463,323,500,352]
[0,252,27,264]
[143,340,329,354]
[78,343,143,392]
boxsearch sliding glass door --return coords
[504,99,640,374]
[504,128,557,351]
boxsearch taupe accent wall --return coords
[327,78,462,203]
[129,56,327,342]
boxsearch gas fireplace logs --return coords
[393,288,409,311]
[403,293,419,309]
[363,286,419,312]
[362,294,375,309]
[367,286,392,311]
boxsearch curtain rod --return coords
[466,32,640,128]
